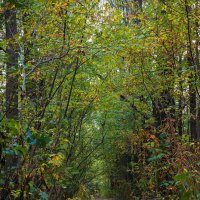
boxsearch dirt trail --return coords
[95,198,115,200]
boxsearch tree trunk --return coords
[5,8,18,119]
[178,97,183,135]
[188,55,197,139]
[189,81,197,139]
[195,0,200,139]
[1,7,19,199]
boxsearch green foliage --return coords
[39,192,49,200]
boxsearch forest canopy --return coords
[0,0,200,199]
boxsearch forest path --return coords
[95,198,116,200]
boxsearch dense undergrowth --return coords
[105,119,200,200]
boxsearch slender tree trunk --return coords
[178,98,183,135]
[5,8,18,119]
[178,62,183,135]
[195,0,200,139]
[189,83,196,139]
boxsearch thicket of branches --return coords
[0,0,200,199]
